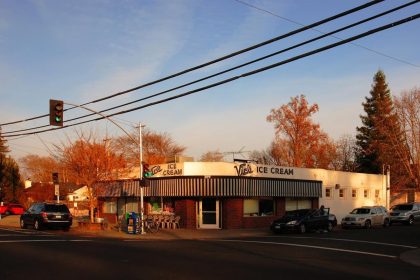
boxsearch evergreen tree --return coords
[0,127,10,155]
[355,70,402,175]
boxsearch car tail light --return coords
[41,212,48,220]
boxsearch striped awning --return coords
[144,177,321,198]
[95,176,321,198]
[95,180,140,197]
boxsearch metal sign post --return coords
[55,184,60,203]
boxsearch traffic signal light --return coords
[49,99,64,126]
[143,163,153,177]
[52,172,59,184]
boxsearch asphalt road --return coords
[0,223,420,280]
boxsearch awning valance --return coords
[95,177,321,198]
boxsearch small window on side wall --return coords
[325,187,332,198]
[339,189,345,198]
[364,189,369,198]
[352,189,357,199]
[375,190,380,198]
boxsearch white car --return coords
[341,206,390,229]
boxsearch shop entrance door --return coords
[199,198,219,229]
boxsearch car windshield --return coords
[392,205,413,211]
[350,208,371,214]
[284,209,311,218]
[45,204,69,213]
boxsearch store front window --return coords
[243,198,274,217]
[148,197,175,214]
[103,199,117,214]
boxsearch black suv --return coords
[20,202,72,230]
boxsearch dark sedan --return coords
[270,208,334,234]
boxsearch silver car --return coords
[389,202,420,225]
[341,206,390,229]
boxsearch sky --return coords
[0,0,419,163]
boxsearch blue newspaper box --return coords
[126,212,138,234]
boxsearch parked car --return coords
[270,208,334,234]
[0,203,7,215]
[6,203,25,215]
[341,206,390,229]
[389,202,420,225]
[20,202,72,230]
[329,213,338,227]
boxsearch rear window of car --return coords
[392,204,413,211]
[351,208,371,214]
[45,204,70,213]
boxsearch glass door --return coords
[199,198,219,229]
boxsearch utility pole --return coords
[137,122,146,234]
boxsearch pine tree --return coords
[355,70,401,175]
[0,127,10,155]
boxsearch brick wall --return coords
[222,198,243,229]
[175,199,197,229]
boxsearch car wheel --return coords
[299,224,306,234]
[326,222,333,232]
[383,218,390,228]
[34,219,42,230]
[20,219,27,229]
[364,220,372,229]
[407,216,414,225]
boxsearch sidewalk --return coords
[0,214,271,240]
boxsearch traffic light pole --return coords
[60,101,146,233]
[138,122,145,235]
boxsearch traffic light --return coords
[49,99,64,126]
[52,172,59,184]
[143,163,153,178]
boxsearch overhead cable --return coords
[4,14,419,138]
[4,0,414,135]
[0,0,383,127]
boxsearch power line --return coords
[3,14,418,138]
[0,0,383,127]
[4,1,415,135]
[234,0,420,68]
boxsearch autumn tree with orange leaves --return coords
[57,132,126,222]
[267,95,336,168]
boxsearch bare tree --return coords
[200,150,224,162]
[249,148,276,165]
[392,88,420,190]
[19,155,60,182]
[332,134,357,172]
[114,128,186,167]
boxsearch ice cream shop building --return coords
[98,161,389,229]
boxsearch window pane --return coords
[259,199,274,216]
[244,199,258,216]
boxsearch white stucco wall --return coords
[149,162,389,223]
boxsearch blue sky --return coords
[0,0,419,161]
